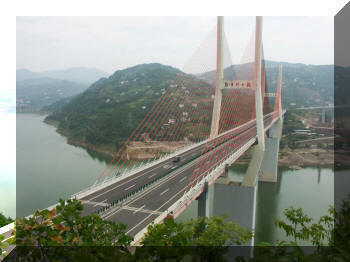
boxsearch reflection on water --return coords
[234,165,334,244]
[15,113,335,244]
[16,114,110,218]
[86,149,113,164]
[0,109,16,218]
[177,165,334,244]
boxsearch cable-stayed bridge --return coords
[2,16,285,247]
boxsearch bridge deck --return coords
[78,113,276,237]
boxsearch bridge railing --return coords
[131,137,257,244]
[72,114,267,200]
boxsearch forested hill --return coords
[199,61,334,109]
[45,61,336,156]
[17,78,87,113]
[45,63,193,154]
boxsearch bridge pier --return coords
[197,181,210,217]
[259,119,282,182]
[211,182,257,247]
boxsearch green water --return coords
[254,166,333,244]
[16,114,110,217]
[177,165,334,244]
[0,111,16,218]
[14,114,335,245]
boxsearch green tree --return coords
[137,215,252,261]
[0,212,13,227]
[275,206,333,246]
[15,198,133,261]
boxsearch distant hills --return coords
[40,61,335,156]
[16,67,109,85]
[199,61,334,109]
[17,78,87,113]
[16,67,109,113]
[45,63,194,153]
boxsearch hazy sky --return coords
[16,16,333,74]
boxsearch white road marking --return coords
[126,183,189,235]
[103,162,198,220]
[160,188,170,196]
[148,173,157,178]
[133,204,146,214]
[93,198,108,207]
[171,166,177,169]
[179,176,187,182]
[125,184,136,191]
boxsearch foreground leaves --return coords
[15,198,133,260]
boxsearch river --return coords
[13,113,335,244]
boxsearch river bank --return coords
[44,118,117,158]
[235,146,334,168]
[44,118,336,168]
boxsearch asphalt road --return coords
[80,113,272,216]
[78,113,275,237]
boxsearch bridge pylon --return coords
[259,65,283,182]
[242,16,266,187]
[209,16,224,139]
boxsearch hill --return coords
[198,61,334,109]
[16,78,88,113]
[45,61,336,157]
[16,67,109,86]
[45,63,213,155]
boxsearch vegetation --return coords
[16,78,88,113]
[13,199,133,261]
[200,61,334,109]
[3,195,349,261]
[45,63,214,153]
[254,197,349,262]
[43,61,335,157]
[0,213,13,228]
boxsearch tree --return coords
[0,212,13,227]
[136,215,252,261]
[14,198,133,261]
[275,206,333,245]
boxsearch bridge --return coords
[2,16,285,249]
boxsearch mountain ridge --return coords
[16,67,109,85]
[44,61,335,157]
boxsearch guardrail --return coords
[131,137,257,244]
[0,111,282,248]
[96,153,200,217]
[71,115,263,200]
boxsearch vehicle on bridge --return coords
[173,156,181,163]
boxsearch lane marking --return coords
[82,200,109,207]
[171,166,177,170]
[160,188,170,196]
[93,198,108,207]
[83,117,269,203]
[126,183,188,235]
[125,184,136,191]
[101,123,269,221]
[103,160,198,220]
[148,173,158,178]
[133,204,146,214]
[179,176,187,182]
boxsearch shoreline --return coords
[50,132,337,169]
[42,115,340,169]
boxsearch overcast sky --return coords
[16,16,333,74]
